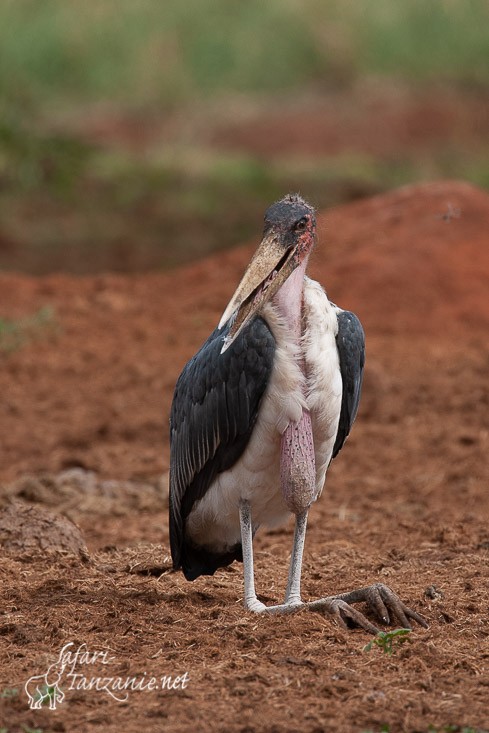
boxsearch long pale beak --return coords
[219,232,298,353]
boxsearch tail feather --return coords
[178,540,243,581]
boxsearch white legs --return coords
[238,500,428,631]
[239,500,306,614]
[284,509,308,605]
[239,499,266,612]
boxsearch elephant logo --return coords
[24,661,66,710]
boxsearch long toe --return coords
[338,583,428,629]
[328,598,381,634]
[306,583,428,633]
[307,597,380,634]
[367,583,428,629]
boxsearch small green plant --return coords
[42,685,57,707]
[363,628,411,656]
[0,306,56,353]
[31,683,57,708]
[0,687,18,698]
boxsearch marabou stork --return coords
[169,194,427,632]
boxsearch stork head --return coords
[219,194,316,352]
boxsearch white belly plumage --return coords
[186,277,343,552]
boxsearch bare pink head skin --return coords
[219,194,317,514]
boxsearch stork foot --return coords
[244,598,304,615]
[308,596,380,634]
[307,582,428,632]
[245,597,267,613]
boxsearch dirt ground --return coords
[0,180,488,732]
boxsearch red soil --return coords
[0,181,488,733]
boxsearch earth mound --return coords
[317,180,489,338]
[0,500,89,560]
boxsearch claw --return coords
[306,583,428,633]
[317,597,380,634]
[366,583,428,629]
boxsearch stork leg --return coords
[239,500,427,629]
[239,499,266,612]
[284,509,308,605]
[239,500,305,614]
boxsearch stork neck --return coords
[273,257,308,339]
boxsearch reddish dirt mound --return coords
[319,180,489,338]
[0,500,88,559]
[0,181,488,733]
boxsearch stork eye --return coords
[294,217,308,232]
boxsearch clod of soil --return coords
[0,500,89,561]
[6,468,168,517]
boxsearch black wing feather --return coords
[169,317,275,573]
[332,310,365,459]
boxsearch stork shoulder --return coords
[331,308,365,459]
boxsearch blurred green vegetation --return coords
[0,0,488,272]
[1,0,489,107]
[0,306,56,352]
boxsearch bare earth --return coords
[0,181,488,732]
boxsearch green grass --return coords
[0,307,57,353]
[0,0,488,117]
[0,1,488,273]
[345,1,489,85]
[0,0,321,111]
